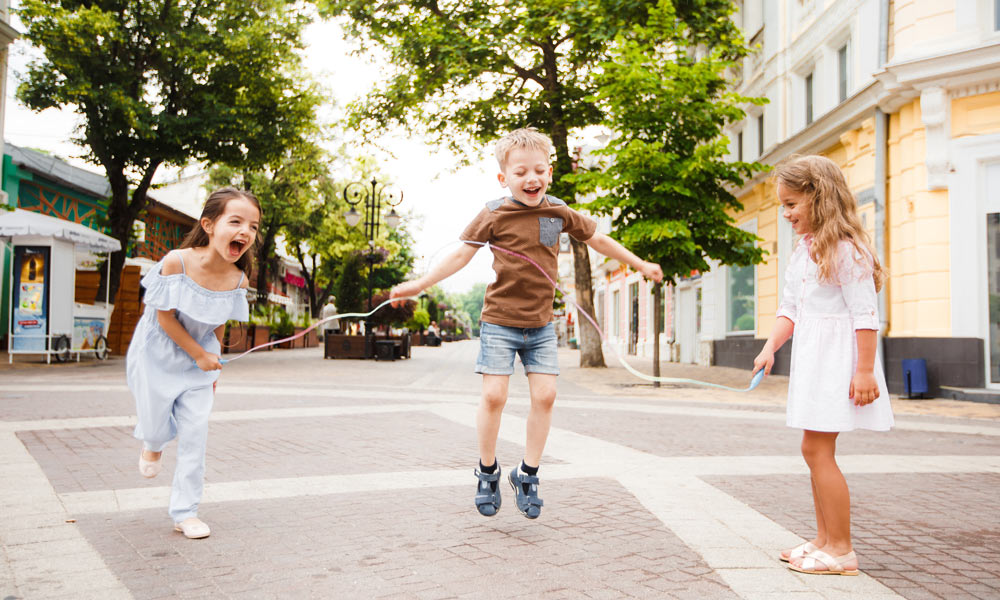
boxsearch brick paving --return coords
[20,413,564,494]
[706,473,1000,600]
[532,408,1000,457]
[2,340,999,599]
[75,478,736,600]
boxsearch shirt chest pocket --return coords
[538,217,563,247]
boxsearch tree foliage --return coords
[334,252,366,315]
[16,0,320,300]
[320,0,664,367]
[456,282,487,334]
[207,138,328,308]
[573,0,768,280]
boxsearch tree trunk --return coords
[255,226,278,307]
[540,43,605,368]
[294,246,319,319]
[96,162,159,303]
[652,283,661,388]
[570,237,605,367]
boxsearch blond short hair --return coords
[495,127,553,169]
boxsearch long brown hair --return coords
[179,187,261,275]
[775,155,885,292]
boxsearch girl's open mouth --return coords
[228,240,246,257]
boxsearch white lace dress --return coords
[777,238,894,432]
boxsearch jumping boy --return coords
[390,128,663,519]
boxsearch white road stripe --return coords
[0,433,131,598]
[4,393,998,437]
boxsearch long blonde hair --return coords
[775,155,885,292]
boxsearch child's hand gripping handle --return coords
[194,353,224,371]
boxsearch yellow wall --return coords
[733,181,778,338]
[892,0,956,57]
[887,98,951,337]
[733,89,1000,340]
[735,119,880,338]
[952,92,1000,139]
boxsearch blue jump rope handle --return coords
[191,358,228,366]
[748,369,765,390]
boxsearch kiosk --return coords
[1,209,121,363]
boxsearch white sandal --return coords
[779,541,818,563]
[174,517,211,539]
[138,450,162,478]
[788,549,859,576]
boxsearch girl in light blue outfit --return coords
[127,187,260,539]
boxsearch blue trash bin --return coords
[902,358,928,398]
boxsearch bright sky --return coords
[3,12,500,293]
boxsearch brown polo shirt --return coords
[461,195,597,328]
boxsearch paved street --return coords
[1,341,999,599]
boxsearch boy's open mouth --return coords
[523,186,541,195]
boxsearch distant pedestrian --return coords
[753,155,894,575]
[127,187,258,540]
[321,295,340,338]
[390,128,662,520]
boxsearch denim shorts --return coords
[475,321,559,376]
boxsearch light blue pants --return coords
[134,385,214,523]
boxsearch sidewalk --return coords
[0,341,998,599]
[557,348,1000,421]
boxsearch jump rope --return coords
[216,241,765,393]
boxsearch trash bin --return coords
[902,358,928,399]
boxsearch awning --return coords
[0,209,122,253]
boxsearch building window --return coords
[737,131,744,162]
[996,0,1000,31]
[597,290,605,332]
[695,287,703,334]
[612,289,620,337]
[805,72,814,124]
[728,264,756,333]
[757,114,764,157]
[628,282,639,354]
[838,43,849,102]
[658,284,666,335]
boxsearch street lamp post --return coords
[343,178,403,356]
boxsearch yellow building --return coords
[694,0,1000,397]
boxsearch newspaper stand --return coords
[0,209,121,363]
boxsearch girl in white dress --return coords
[127,187,258,539]
[753,156,894,576]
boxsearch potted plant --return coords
[405,308,430,346]
[248,306,271,350]
[223,320,251,354]
[270,307,295,349]
[299,312,318,348]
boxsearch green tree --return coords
[457,282,487,334]
[370,223,417,291]
[282,164,367,318]
[207,139,327,307]
[573,0,767,383]
[334,252,366,315]
[16,0,319,300]
[321,0,671,367]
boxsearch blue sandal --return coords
[508,467,544,519]
[474,464,502,517]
